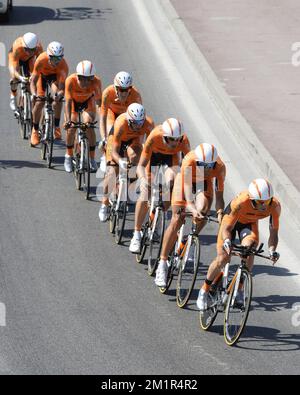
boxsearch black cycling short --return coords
[41,74,57,91]
[73,95,94,113]
[150,152,173,168]
[119,139,134,157]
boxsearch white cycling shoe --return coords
[197,289,209,311]
[155,260,168,288]
[64,155,73,173]
[129,235,141,254]
[99,204,108,223]
[10,95,17,112]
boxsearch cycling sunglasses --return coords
[196,161,216,169]
[78,75,95,82]
[24,47,36,53]
[253,198,273,207]
[116,86,131,93]
[49,55,63,62]
[128,119,144,127]
[164,136,184,144]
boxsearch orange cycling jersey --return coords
[141,126,190,163]
[32,52,69,84]
[101,85,142,117]
[180,150,226,187]
[223,191,281,229]
[106,113,155,164]
[172,150,226,206]
[65,73,102,113]
[8,37,43,71]
[113,113,154,146]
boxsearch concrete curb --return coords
[158,0,300,227]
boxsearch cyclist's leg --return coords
[51,81,63,135]
[193,184,214,233]
[8,53,20,110]
[239,222,259,273]
[65,111,79,157]
[31,75,45,145]
[83,110,97,161]
[160,204,185,261]
[204,223,233,288]
[102,133,118,206]
[133,171,152,232]
[160,173,186,260]
[163,164,179,211]
[127,142,142,167]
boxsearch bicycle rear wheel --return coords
[136,223,149,264]
[115,201,127,245]
[148,208,165,276]
[176,236,201,308]
[159,251,178,294]
[199,290,220,331]
[224,268,253,346]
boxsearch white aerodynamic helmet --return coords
[248,179,274,201]
[127,103,145,124]
[76,60,96,77]
[162,118,183,139]
[47,41,64,57]
[195,143,219,164]
[114,71,133,89]
[23,32,38,49]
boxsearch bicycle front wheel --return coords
[115,201,127,245]
[148,208,165,276]
[176,236,201,308]
[224,268,253,346]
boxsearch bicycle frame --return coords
[148,165,164,241]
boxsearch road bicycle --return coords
[136,164,166,277]
[199,243,272,346]
[176,215,219,308]
[109,144,133,245]
[14,75,32,141]
[159,215,217,296]
[37,82,57,168]
[66,110,97,200]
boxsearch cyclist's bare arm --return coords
[112,139,123,165]
[100,94,109,140]
[137,156,149,180]
[221,217,236,242]
[65,98,72,123]
[268,228,279,252]
[30,74,39,96]
[215,190,225,222]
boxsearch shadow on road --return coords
[236,326,300,352]
[0,160,45,169]
[252,294,300,313]
[8,6,112,25]
[253,264,298,278]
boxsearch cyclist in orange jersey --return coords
[8,32,43,112]
[30,42,69,146]
[129,118,191,255]
[99,103,154,222]
[197,178,281,311]
[99,71,142,147]
[64,61,102,173]
[155,143,226,287]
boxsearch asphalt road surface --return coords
[0,0,299,375]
